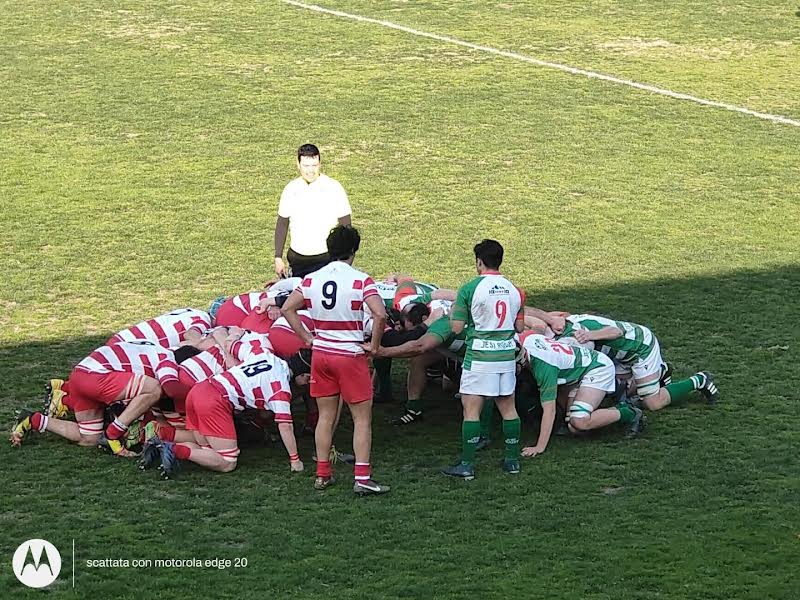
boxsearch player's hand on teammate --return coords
[521,445,546,458]
[255,297,275,314]
[572,329,593,344]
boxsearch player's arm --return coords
[373,332,442,359]
[514,288,526,334]
[364,293,387,354]
[380,324,428,347]
[524,306,568,334]
[449,284,469,335]
[274,217,289,277]
[281,290,313,348]
[430,289,457,302]
[522,361,558,457]
[572,320,623,345]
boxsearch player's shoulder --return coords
[319,173,345,190]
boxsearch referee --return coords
[273,144,352,279]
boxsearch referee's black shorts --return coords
[287,248,331,278]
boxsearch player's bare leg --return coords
[349,398,389,494]
[158,435,239,477]
[568,386,644,437]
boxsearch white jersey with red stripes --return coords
[297,262,378,356]
[268,277,301,298]
[209,353,293,422]
[230,331,274,364]
[269,311,315,335]
[231,292,268,317]
[178,345,227,384]
[76,341,179,385]
[109,308,211,349]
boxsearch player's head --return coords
[473,239,504,273]
[287,348,312,386]
[297,144,321,183]
[327,224,361,263]
[173,345,203,364]
[402,303,430,330]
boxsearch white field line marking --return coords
[282,0,800,128]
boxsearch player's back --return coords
[78,341,175,377]
[299,262,376,356]
[110,308,211,348]
[210,352,292,417]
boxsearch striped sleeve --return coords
[155,356,179,384]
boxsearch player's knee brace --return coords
[568,401,593,429]
[637,379,661,398]
[78,418,104,437]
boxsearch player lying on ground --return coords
[140,350,310,477]
[519,332,646,459]
[556,314,719,411]
[11,341,202,456]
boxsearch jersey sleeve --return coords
[532,359,559,404]
[515,287,527,324]
[332,180,351,219]
[155,354,179,384]
[278,182,293,218]
[426,316,451,344]
[265,380,293,423]
[450,284,471,323]
[362,277,378,300]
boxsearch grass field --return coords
[2,1,799,598]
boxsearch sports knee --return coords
[568,401,593,430]
[219,460,237,473]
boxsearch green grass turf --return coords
[2,1,799,598]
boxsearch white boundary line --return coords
[282,0,800,128]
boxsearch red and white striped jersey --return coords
[297,262,378,356]
[230,292,267,318]
[209,353,293,422]
[76,341,179,385]
[269,311,315,335]
[229,331,274,364]
[109,308,211,349]
[178,345,227,385]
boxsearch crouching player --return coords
[519,333,644,459]
[10,341,200,455]
[108,308,212,348]
[141,351,308,477]
[558,314,719,411]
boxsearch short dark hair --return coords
[474,239,504,270]
[404,303,431,326]
[173,345,202,364]
[297,144,320,161]
[327,225,361,261]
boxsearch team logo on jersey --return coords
[12,539,61,588]
[488,284,509,296]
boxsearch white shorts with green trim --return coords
[579,354,616,394]
[631,336,664,382]
[459,369,516,397]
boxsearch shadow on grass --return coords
[2,264,798,423]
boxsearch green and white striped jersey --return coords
[426,315,466,358]
[558,314,656,365]
[522,333,607,403]
[451,273,524,373]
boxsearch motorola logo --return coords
[12,539,61,588]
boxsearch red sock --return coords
[317,460,332,478]
[105,418,128,440]
[354,462,371,481]
[305,410,319,428]
[30,412,46,432]
[174,444,191,460]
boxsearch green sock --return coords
[617,403,635,424]
[665,376,701,404]
[479,398,495,439]
[502,418,521,460]
[406,397,422,413]
[461,420,481,465]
